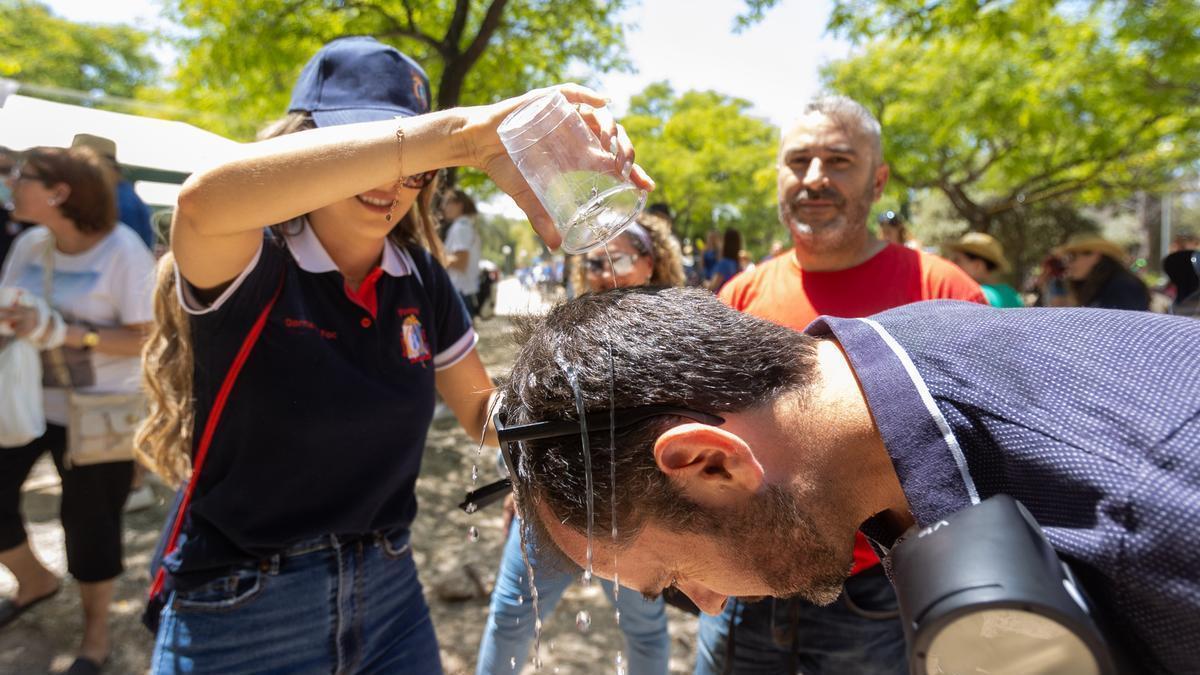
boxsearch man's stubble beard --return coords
[780,175,877,258]
[723,484,853,606]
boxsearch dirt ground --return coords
[0,316,699,674]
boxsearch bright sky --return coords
[45,0,850,128]
[44,0,852,216]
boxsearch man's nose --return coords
[679,582,728,616]
[802,158,827,189]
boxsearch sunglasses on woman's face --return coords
[400,170,439,190]
[586,252,639,276]
[6,166,46,184]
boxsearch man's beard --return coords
[717,484,853,606]
[779,179,876,256]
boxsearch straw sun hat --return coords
[944,232,1010,273]
[1054,235,1129,265]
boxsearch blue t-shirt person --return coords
[808,301,1200,674]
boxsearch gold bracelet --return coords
[385,125,405,223]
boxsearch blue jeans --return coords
[694,567,907,674]
[476,520,670,674]
[151,531,442,674]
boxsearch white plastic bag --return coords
[0,287,48,447]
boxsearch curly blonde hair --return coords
[134,252,194,486]
[136,113,444,487]
[570,212,685,293]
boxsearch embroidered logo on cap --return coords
[402,314,431,364]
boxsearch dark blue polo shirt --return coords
[166,220,475,582]
[807,301,1200,674]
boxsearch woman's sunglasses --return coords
[585,252,638,276]
[459,405,725,512]
[400,170,439,190]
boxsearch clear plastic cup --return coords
[498,91,647,254]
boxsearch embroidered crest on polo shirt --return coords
[401,313,431,364]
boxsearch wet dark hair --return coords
[502,286,819,545]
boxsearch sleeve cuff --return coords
[433,329,478,371]
[175,240,264,315]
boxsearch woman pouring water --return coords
[137,36,650,674]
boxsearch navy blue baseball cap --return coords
[288,36,432,127]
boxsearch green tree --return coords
[622,82,780,253]
[823,17,1198,232]
[739,1,1198,270]
[164,0,635,141]
[0,0,159,101]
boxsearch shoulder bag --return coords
[39,236,144,468]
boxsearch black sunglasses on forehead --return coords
[457,405,726,513]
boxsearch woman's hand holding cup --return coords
[464,84,654,251]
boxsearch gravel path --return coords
[0,315,699,674]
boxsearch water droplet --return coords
[535,618,543,632]
[534,656,543,669]
[467,526,479,542]
[614,608,621,625]
[471,464,479,482]
[517,594,524,605]
[617,667,626,675]
[465,502,478,514]
[576,610,591,633]
[549,641,556,652]
[616,651,624,666]
[510,656,517,670]
[581,569,593,587]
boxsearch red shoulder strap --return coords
[149,275,284,599]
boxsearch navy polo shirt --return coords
[807,301,1200,674]
[167,220,475,582]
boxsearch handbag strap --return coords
[41,236,73,388]
[148,272,284,600]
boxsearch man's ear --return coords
[653,423,765,507]
[872,162,890,202]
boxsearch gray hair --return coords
[785,95,883,165]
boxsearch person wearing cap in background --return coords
[133,36,649,674]
[1055,234,1150,311]
[70,134,154,250]
[944,232,1024,308]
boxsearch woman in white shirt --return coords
[0,145,154,674]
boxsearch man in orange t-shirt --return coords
[697,96,983,675]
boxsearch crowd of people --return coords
[0,34,1197,675]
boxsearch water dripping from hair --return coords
[464,390,506,521]
[515,475,545,668]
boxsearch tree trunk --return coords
[1140,192,1164,273]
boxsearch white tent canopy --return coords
[0,87,239,207]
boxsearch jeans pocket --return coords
[172,568,266,614]
[379,531,412,560]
